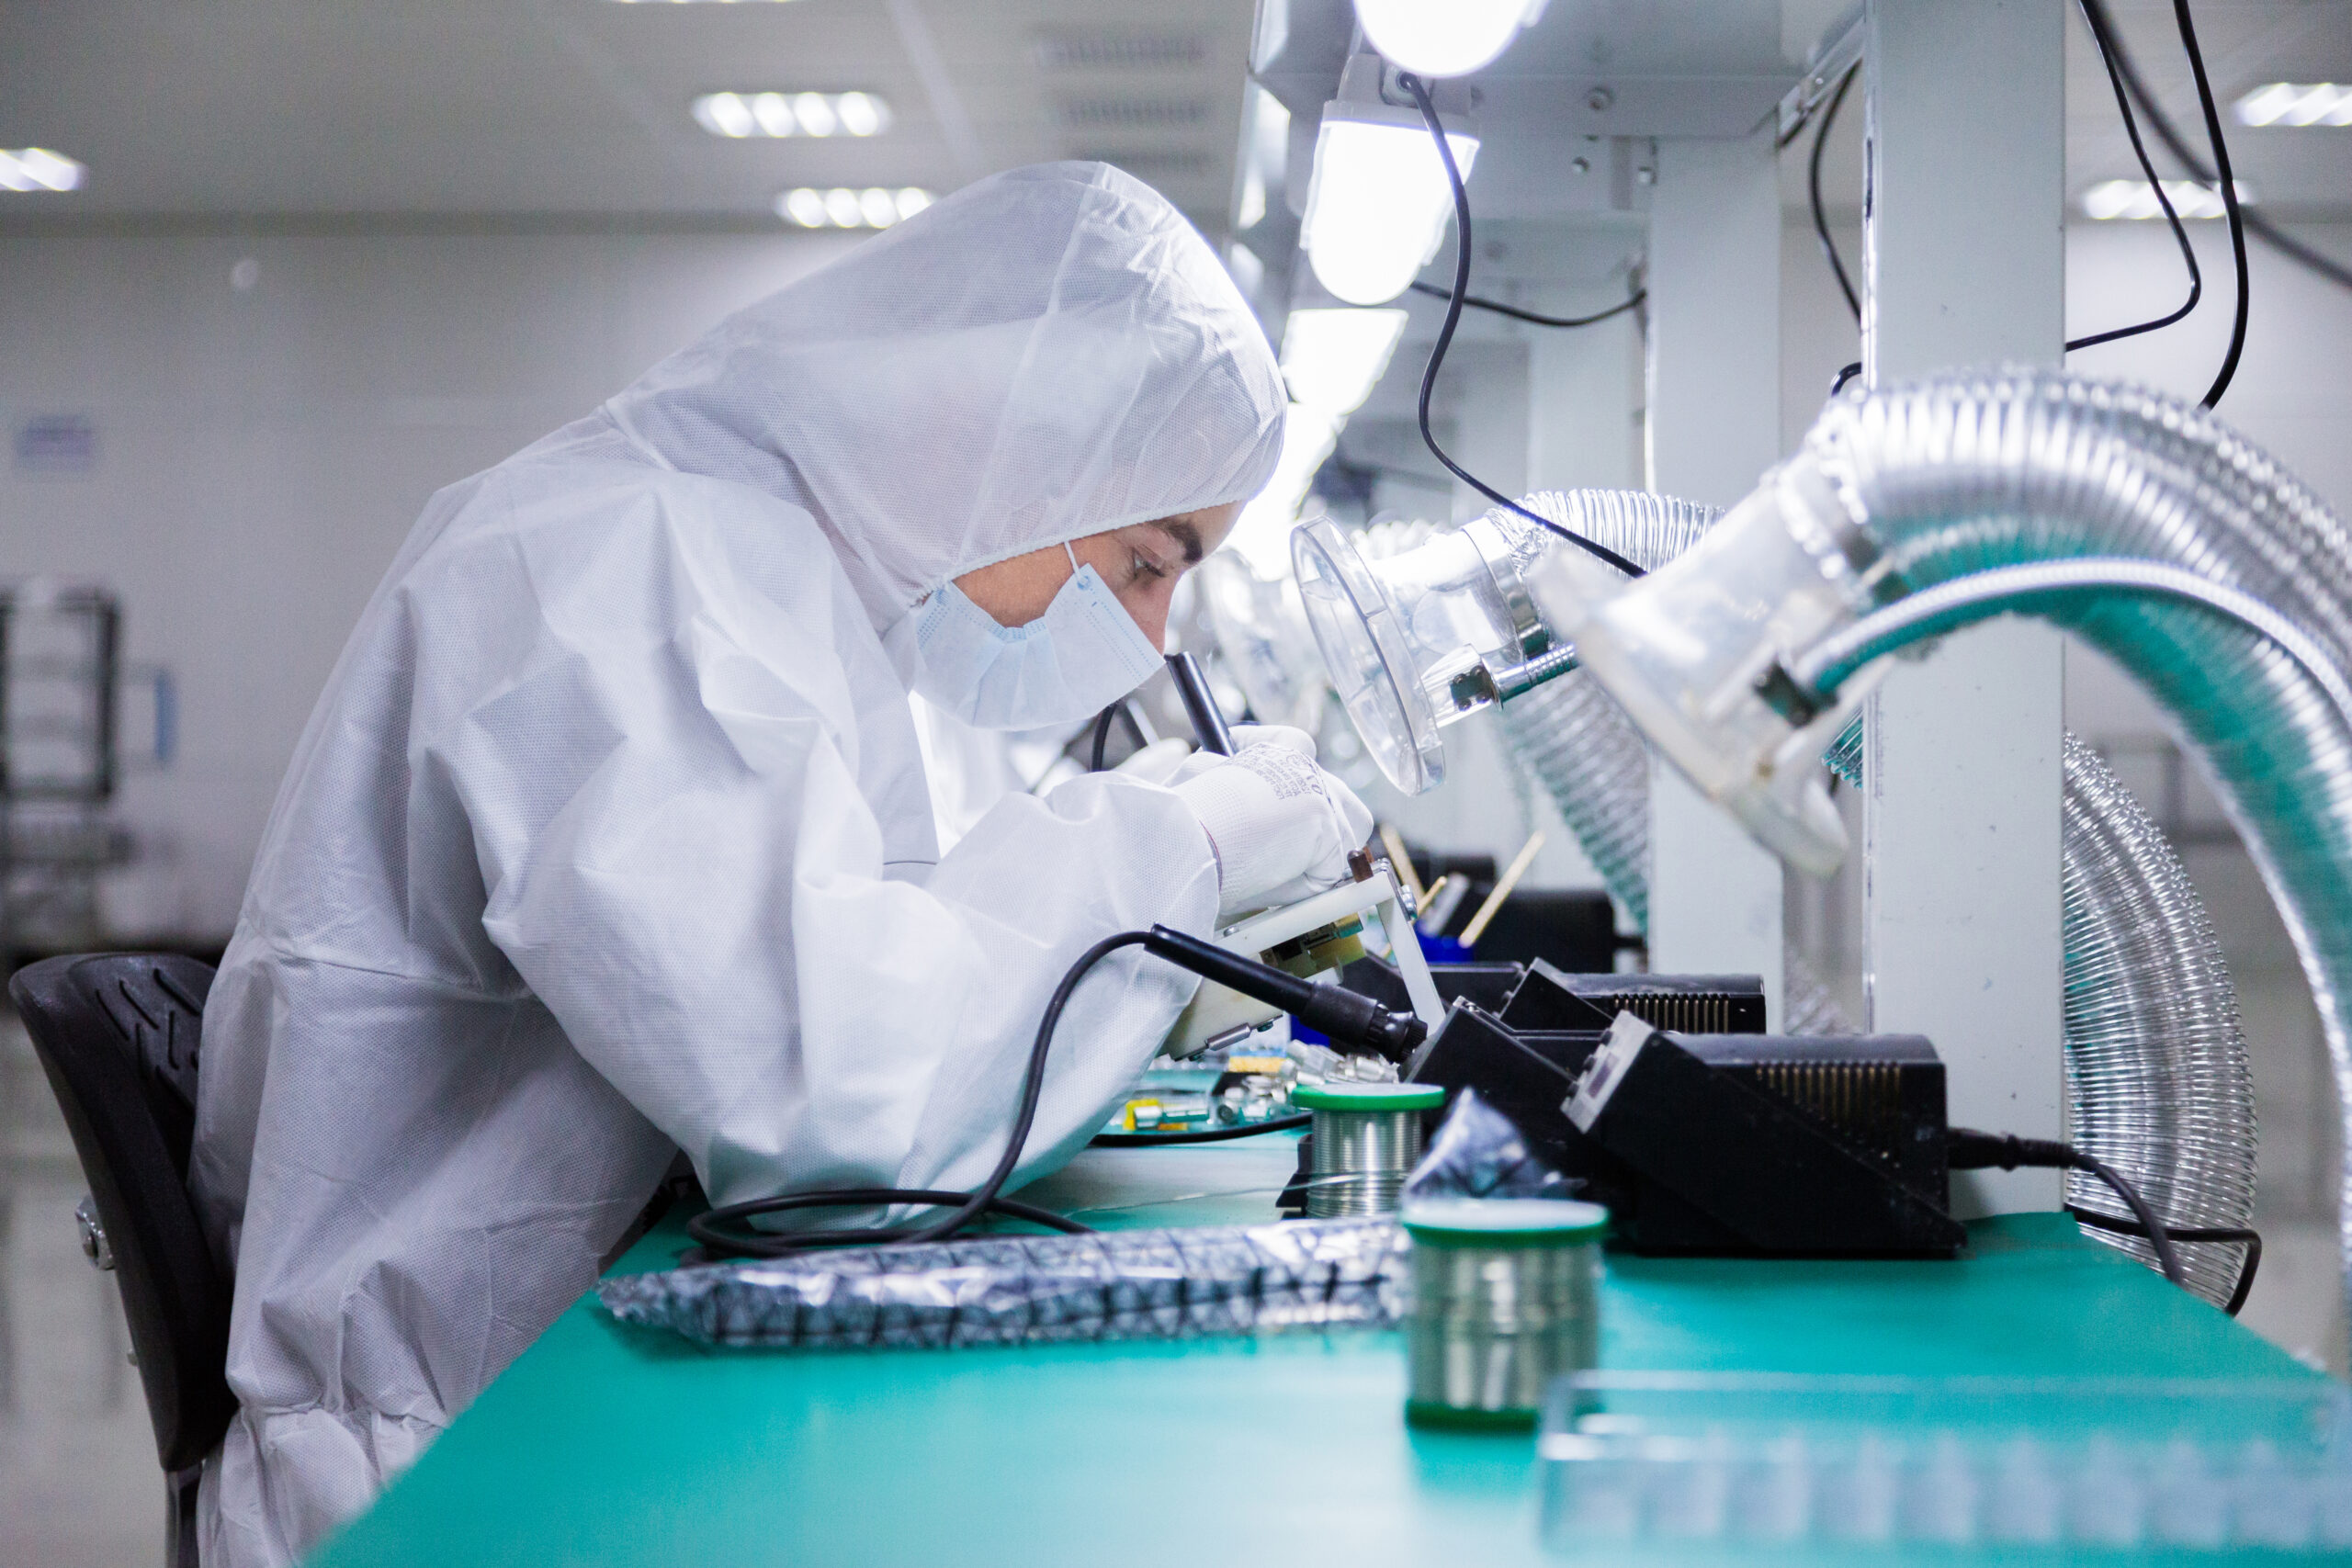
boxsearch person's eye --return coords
[1130,549,1170,582]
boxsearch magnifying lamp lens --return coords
[1293,519,1443,794]
[1291,516,1550,795]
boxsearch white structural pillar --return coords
[1863,0,2067,1213]
[1645,130,1784,1019]
[1528,296,1641,495]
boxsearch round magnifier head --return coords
[1291,518,1443,795]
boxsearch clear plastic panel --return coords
[1289,517,1532,795]
[1542,1371,2352,1552]
[1293,517,1445,793]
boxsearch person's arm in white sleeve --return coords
[438,507,1217,1224]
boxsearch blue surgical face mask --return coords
[911,542,1165,729]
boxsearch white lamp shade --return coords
[1281,307,1408,416]
[1354,0,1546,79]
[1302,116,1478,306]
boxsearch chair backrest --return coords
[10,953,234,1474]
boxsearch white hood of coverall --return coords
[189,163,1284,1567]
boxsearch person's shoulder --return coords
[424,438,827,558]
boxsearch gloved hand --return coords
[1171,730,1374,917]
[1112,736,1197,786]
[1112,726,1317,788]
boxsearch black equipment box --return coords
[1403,968,1962,1258]
[1498,958,1766,1035]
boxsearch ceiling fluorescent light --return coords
[693,92,890,139]
[2234,83,2352,128]
[778,186,933,229]
[1353,0,1548,79]
[1282,308,1408,416]
[2081,178,2256,220]
[1302,80,1477,306]
[0,149,85,192]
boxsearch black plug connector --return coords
[1947,1129,2078,1173]
[1144,924,1428,1062]
[1948,1127,2187,1289]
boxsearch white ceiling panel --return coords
[0,0,1256,225]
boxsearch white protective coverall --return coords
[189,162,1286,1566]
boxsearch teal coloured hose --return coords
[1487,482,2258,1305]
[1769,371,2336,1301]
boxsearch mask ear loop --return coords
[1064,540,1082,581]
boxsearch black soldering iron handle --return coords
[1166,652,1236,757]
[1144,925,1427,1063]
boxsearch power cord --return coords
[2068,0,2201,351]
[1815,0,2206,398]
[1946,1128,2186,1289]
[1811,62,1861,323]
[2109,35,2352,299]
[1395,70,1645,581]
[690,927,1428,1258]
[2155,0,2248,408]
[2066,1204,2263,1316]
[2074,0,2252,407]
[1407,278,1645,330]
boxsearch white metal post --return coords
[1645,130,1785,1017]
[1527,302,1641,496]
[1862,0,2067,1213]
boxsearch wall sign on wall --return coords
[15,412,99,476]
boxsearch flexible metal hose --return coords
[1490,481,2257,1305]
[1491,491,1713,933]
[1763,371,2331,1297]
[2058,734,2256,1304]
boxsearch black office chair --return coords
[10,953,232,1568]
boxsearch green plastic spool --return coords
[1290,1081,1446,1113]
[1400,1197,1611,1249]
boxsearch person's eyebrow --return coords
[1152,519,1204,566]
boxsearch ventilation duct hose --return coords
[1489,491,1713,936]
[1488,485,2256,1305]
[1663,372,2331,1302]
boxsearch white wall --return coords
[0,227,857,938]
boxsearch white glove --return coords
[1113,726,1317,788]
[1172,734,1374,916]
[1112,736,1197,785]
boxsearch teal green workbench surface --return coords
[311,1137,2313,1567]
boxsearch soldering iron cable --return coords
[692,929,1426,1257]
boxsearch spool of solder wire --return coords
[1293,1080,1444,1217]
[1402,1198,1608,1428]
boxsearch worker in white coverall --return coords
[187,162,1373,1566]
